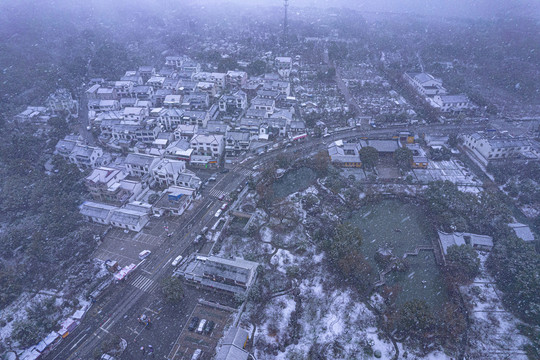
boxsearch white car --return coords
[214,209,222,218]
[171,255,183,267]
[138,250,151,260]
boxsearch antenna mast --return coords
[283,0,289,45]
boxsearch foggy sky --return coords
[223,0,540,18]
[1,0,539,19]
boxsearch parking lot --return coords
[167,301,235,360]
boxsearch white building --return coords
[123,107,148,121]
[124,153,160,178]
[275,57,292,78]
[463,133,533,165]
[190,134,224,161]
[404,72,447,97]
[109,208,149,232]
[177,255,259,295]
[69,144,104,169]
[432,94,471,113]
[437,230,493,263]
[80,201,118,225]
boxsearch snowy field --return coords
[414,160,483,193]
[462,253,530,359]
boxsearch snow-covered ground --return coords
[254,278,396,360]
[462,253,530,359]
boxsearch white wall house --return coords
[405,72,447,97]
[125,153,160,178]
[109,208,149,232]
[463,133,532,165]
[432,94,471,113]
[190,134,224,160]
[80,201,118,225]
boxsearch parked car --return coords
[220,203,228,211]
[171,255,183,267]
[208,176,217,182]
[138,250,151,260]
[197,319,207,334]
[191,349,202,360]
[203,320,215,335]
[220,168,230,173]
[214,209,222,218]
[188,317,200,331]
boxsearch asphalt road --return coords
[44,120,506,359]
[45,167,249,360]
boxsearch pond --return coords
[348,199,447,309]
[272,167,317,199]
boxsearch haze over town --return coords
[0,0,539,360]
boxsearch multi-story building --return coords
[225,131,251,157]
[404,72,447,97]
[463,133,533,165]
[69,144,104,169]
[85,167,127,199]
[226,71,248,88]
[275,57,292,78]
[177,254,259,295]
[432,94,471,113]
[218,91,248,113]
[124,153,160,178]
[190,134,224,161]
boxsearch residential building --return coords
[80,201,118,225]
[225,131,251,157]
[215,327,250,360]
[181,93,209,110]
[114,81,134,98]
[251,96,275,115]
[437,231,494,263]
[146,76,166,89]
[327,140,362,168]
[69,144,104,169]
[192,72,227,90]
[407,144,429,169]
[124,153,159,178]
[165,56,185,68]
[218,91,248,113]
[275,56,292,78]
[404,72,447,97]
[132,85,154,99]
[152,186,195,217]
[359,139,401,154]
[463,133,533,165]
[196,81,217,97]
[183,110,210,127]
[96,87,117,100]
[123,107,148,121]
[226,70,248,88]
[109,208,149,232]
[191,133,224,159]
[508,223,536,242]
[177,254,259,295]
[46,89,77,114]
[85,167,127,200]
[174,124,198,141]
[163,95,182,108]
[152,159,191,187]
[165,139,194,162]
[55,136,79,159]
[138,66,156,82]
[432,94,471,113]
